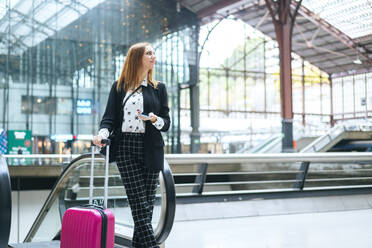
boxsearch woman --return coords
[93,42,170,248]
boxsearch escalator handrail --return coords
[156,159,176,243]
[247,134,283,153]
[0,155,11,247]
[24,153,176,245]
[24,153,93,242]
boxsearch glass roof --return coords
[0,0,106,54]
[302,0,372,39]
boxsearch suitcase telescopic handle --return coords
[90,138,110,208]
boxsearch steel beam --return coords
[295,3,372,64]
[197,0,242,19]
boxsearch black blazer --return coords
[100,81,170,171]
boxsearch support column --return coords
[365,73,368,119]
[177,84,181,153]
[190,70,200,153]
[27,49,32,131]
[3,0,10,130]
[225,68,229,114]
[329,75,334,127]
[353,74,356,118]
[265,0,302,152]
[342,77,345,120]
[189,24,200,153]
[52,39,57,136]
[301,58,305,126]
[263,40,267,117]
[320,74,323,117]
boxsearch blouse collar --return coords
[141,77,148,87]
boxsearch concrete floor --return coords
[9,192,372,247]
[166,194,372,248]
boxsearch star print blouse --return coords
[98,79,165,139]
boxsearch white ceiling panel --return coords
[302,0,372,39]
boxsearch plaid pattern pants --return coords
[116,132,160,248]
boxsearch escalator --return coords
[236,134,283,154]
[300,123,372,153]
[1,153,176,247]
[248,134,283,153]
[245,123,372,154]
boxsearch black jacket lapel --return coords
[142,85,152,114]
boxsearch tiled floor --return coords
[10,193,372,248]
[166,194,372,248]
[167,209,372,248]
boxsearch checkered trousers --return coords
[116,132,160,248]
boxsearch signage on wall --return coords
[76,99,92,115]
[7,130,32,165]
[7,130,32,155]
[361,97,366,106]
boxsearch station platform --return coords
[4,152,372,247]
[7,192,372,247]
[167,193,372,248]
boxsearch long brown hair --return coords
[117,42,158,92]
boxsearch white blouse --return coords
[98,79,165,139]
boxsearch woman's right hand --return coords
[93,135,104,147]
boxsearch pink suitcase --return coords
[61,139,115,248]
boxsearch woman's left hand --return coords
[148,112,157,123]
[138,110,157,123]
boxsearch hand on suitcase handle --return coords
[101,139,111,146]
[92,137,111,147]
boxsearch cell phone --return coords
[140,113,150,119]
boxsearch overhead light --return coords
[353,58,362,64]
[353,54,362,64]
[176,2,181,13]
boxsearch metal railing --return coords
[23,153,175,246]
[165,152,372,196]
[5,152,372,197]
[4,154,78,166]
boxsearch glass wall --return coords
[0,0,198,154]
[189,18,332,153]
[332,72,372,122]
